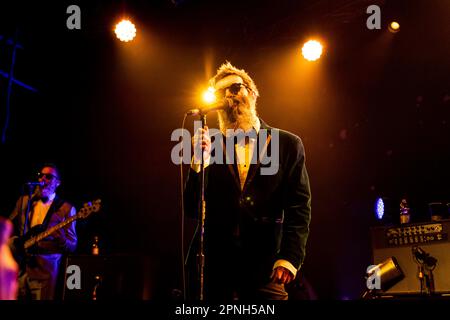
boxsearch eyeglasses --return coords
[216,83,250,98]
[37,172,58,180]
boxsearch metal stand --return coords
[417,263,436,296]
[413,246,437,296]
[197,114,207,301]
[22,185,35,236]
[0,31,38,144]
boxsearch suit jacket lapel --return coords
[221,136,242,193]
[219,119,273,194]
[242,130,272,193]
[41,195,61,229]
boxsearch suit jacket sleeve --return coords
[37,202,78,253]
[278,136,311,270]
[9,196,29,237]
[58,205,78,253]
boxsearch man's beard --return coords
[37,185,55,198]
[218,96,258,133]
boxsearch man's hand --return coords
[192,126,211,163]
[271,266,294,284]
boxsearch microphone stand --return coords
[413,246,437,296]
[197,113,207,301]
[187,99,230,300]
[22,184,35,236]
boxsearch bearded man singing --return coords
[185,62,312,301]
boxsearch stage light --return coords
[202,87,216,104]
[301,40,323,61]
[388,21,400,33]
[115,19,137,42]
[375,197,384,220]
[363,256,405,298]
[374,197,398,224]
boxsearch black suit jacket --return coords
[185,119,311,299]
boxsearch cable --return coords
[184,224,199,266]
[179,112,207,300]
[180,113,187,300]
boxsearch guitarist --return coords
[8,163,77,300]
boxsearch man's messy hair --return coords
[210,61,259,98]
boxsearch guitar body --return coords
[10,225,45,269]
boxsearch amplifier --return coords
[370,219,450,295]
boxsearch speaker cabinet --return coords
[62,254,153,300]
[371,219,450,295]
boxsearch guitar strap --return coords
[41,195,65,231]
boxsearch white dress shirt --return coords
[30,193,56,227]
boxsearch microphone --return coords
[25,181,44,186]
[186,98,233,116]
[412,246,437,267]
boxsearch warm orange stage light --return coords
[115,19,137,42]
[302,40,323,61]
[388,21,400,33]
[202,87,216,104]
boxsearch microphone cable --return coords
[179,113,200,301]
[180,113,187,301]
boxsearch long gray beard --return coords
[218,98,258,133]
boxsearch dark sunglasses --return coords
[37,172,58,180]
[216,83,250,98]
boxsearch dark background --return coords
[0,0,449,299]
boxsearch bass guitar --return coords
[11,199,101,265]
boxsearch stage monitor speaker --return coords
[61,254,154,300]
[371,219,450,295]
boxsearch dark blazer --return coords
[185,119,311,299]
[9,194,77,299]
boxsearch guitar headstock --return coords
[77,199,102,219]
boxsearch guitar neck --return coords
[24,214,78,249]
